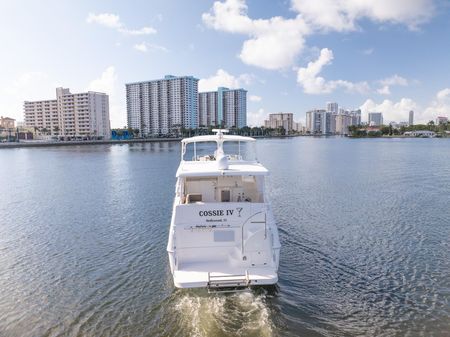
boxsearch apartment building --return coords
[306,109,332,134]
[368,112,383,126]
[264,113,294,134]
[24,88,110,139]
[126,75,199,136]
[198,91,218,127]
[198,87,247,129]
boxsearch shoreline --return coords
[0,135,299,149]
[2,134,446,149]
[0,138,182,149]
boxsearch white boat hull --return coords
[167,202,280,289]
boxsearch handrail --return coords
[241,211,265,255]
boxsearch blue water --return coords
[0,138,449,336]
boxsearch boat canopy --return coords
[181,134,256,145]
[176,161,269,177]
[180,129,257,163]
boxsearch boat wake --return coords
[159,289,275,337]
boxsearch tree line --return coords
[348,121,450,137]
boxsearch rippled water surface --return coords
[0,138,449,337]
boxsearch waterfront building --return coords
[293,122,303,133]
[0,117,17,141]
[335,114,352,135]
[368,112,383,126]
[0,116,15,129]
[198,91,218,127]
[436,116,448,125]
[305,109,332,134]
[24,88,110,139]
[264,113,293,134]
[349,110,362,125]
[199,87,247,129]
[306,105,361,135]
[409,110,414,126]
[330,113,337,134]
[326,102,339,114]
[126,75,199,136]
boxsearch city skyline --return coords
[1,0,449,127]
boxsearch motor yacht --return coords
[167,129,280,289]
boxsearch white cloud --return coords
[0,72,58,122]
[133,42,168,53]
[423,88,450,121]
[199,69,252,92]
[86,66,125,128]
[377,74,408,95]
[436,88,450,101]
[359,88,450,124]
[296,48,369,94]
[362,48,374,55]
[86,12,156,36]
[249,95,262,102]
[202,0,433,70]
[86,13,122,29]
[121,27,156,36]
[134,42,148,53]
[291,0,434,31]
[202,0,310,69]
[86,66,117,94]
[247,108,266,127]
[360,98,418,123]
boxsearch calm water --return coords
[0,138,449,337]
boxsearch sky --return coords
[0,0,449,127]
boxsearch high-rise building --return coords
[126,75,199,136]
[326,102,338,114]
[24,87,110,139]
[305,109,332,134]
[409,110,414,126]
[198,87,247,129]
[349,110,362,125]
[198,91,218,127]
[436,116,448,125]
[335,114,352,135]
[368,112,383,126]
[264,113,293,134]
[222,87,247,129]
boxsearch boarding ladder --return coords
[207,270,250,292]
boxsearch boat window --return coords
[182,140,257,162]
[183,141,216,161]
[222,141,257,161]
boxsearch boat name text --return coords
[199,209,235,217]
